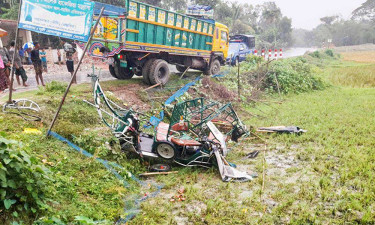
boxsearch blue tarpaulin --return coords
[187,5,213,11]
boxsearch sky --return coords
[231,0,366,30]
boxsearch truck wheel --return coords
[109,65,119,79]
[115,65,134,80]
[149,59,170,85]
[142,58,156,85]
[110,60,134,80]
[204,59,221,76]
[176,65,188,73]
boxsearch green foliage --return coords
[0,137,50,216]
[37,81,67,95]
[266,58,326,94]
[309,51,321,58]
[0,4,19,20]
[245,54,265,65]
[325,49,334,57]
[72,130,127,163]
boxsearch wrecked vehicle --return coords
[86,73,253,182]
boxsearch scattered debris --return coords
[143,83,161,91]
[170,187,186,202]
[23,128,42,135]
[257,126,307,134]
[139,171,178,177]
[2,99,41,121]
[150,164,171,172]
[245,150,260,159]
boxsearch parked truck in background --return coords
[88,2,229,85]
[227,35,255,66]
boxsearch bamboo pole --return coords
[46,7,105,137]
[7,0,23,103]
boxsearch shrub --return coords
[309,51,321,58]
[245,54,264,65]
[0,137,50,216]
[325,49,334,57]
[266,58,326,94]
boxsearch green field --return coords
[1,53,375,224]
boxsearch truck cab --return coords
[227,35,255,66]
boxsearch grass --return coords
[327,64,375,87]
[1,51,375,224]
[341,51,375,63]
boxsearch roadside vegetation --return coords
[1,49,375,224]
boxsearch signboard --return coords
[18,0,94,42]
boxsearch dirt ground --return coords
[109,83,151,111]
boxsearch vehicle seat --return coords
[156,122,170,141]
[171,138,202,147]
[171,122,189,132]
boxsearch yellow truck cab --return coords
[212,22,229,60]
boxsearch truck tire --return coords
[204,59,221,76]
[176,65,188,73]
[109,65,119,79]
[110,60,134,80]
[115,65,134,80]
[149,59,170,85]
[142,58,156,85]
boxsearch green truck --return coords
[89,1,229,85]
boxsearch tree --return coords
[163,0,187,12]
[320,16,339,25]
[352,0,375,22]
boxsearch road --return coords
[283,47,317,58]
[0,64,182,103]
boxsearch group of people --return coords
[0,39,76,94]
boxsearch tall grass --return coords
[341,51,375,63]
[328,64,375,88]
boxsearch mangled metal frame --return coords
[86,73,252,182]
[2,99,42,121]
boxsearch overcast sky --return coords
[231,0,366,30]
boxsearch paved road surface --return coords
[0,64,182,102]
[283,48,317,58]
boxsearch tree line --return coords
[293,0,375,47]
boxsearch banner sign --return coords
[19,0,94,42]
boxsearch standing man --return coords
[40,48,48,73]
[9,41,28,87]
[57,49,62,66]
[19,47,25,64]
[30,42,45,86]
[61,39,76,84]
